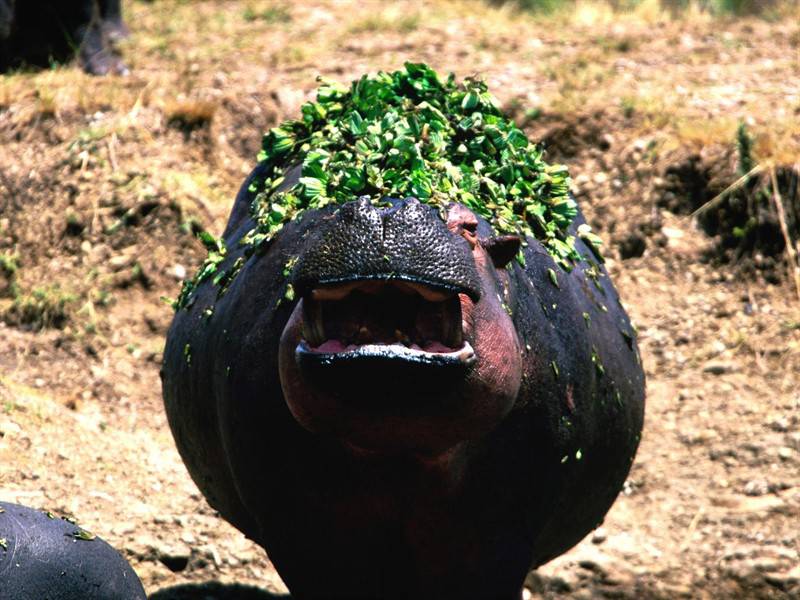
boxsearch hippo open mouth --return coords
[297,279,475,365]
[292,279,477,414]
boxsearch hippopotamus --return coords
[0,0,128,75]
[0,501,146,599]
[162,65,645,599]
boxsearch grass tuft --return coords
[347,12,422,34]
[243,3,292,23]
[33,86,59,118]
[486,0,566,13]
[0,253,20,299]
[736,121,755,175]
[2,285,77,330]
[165,99,217,131]
[0,253,19,277]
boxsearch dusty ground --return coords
[1,1,799,598]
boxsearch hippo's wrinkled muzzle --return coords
[291,196,482,302]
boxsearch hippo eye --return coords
[482,235,521,268]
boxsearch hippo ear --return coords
[482,235,521,268]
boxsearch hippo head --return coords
[278,197,523,457]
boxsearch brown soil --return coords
[1,1,798,598]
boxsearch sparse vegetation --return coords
[620,96,637,118]
[486,0,564,13]
[33,85,58,118]
[269,43,312,67]
[347,12,421,34]
[243,3,292,23]
[659,123,800,280]
[736,121,755,175]
[487,0,792,16]
[0,253,20,299]
[2,285,77,330]
[0,252,19,278]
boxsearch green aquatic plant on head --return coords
[175,62,602,311]
[244,62,583,262]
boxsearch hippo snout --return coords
[276,198,524,456]
[292,196,482,301]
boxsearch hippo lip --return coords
[299,279,471,361]
[296,340,476,366]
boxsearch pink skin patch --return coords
[421,341,453,353]
[566,384,575,413]
[315,339,349,353]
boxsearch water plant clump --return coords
[175,62,601,310]
[245,62,582,261]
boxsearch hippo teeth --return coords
[302,296,326,346]
[442,301,463,348]
[302,280,464,353]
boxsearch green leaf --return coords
[591,347,605,377]
[547,268,559,288]
[299,177,325,199]
[348,111,366,135]
[72,528,97,541]
[461,91,479,110]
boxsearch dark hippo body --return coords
[0,0,128,75]
[0,501,146,599]
[162,163,645,599]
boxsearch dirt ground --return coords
[1,1,799,598]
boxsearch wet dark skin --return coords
[0,0,128,75]
[162,165,645,599]
[0,501,146,600]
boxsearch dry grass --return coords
[347,8,423,34]
[242,2,293,23]
[492,0,798,19]
[164,98,217,131]
[0,0,794,166]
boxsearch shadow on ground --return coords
[149,582,291,600]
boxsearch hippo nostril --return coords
[376,196,420,219]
